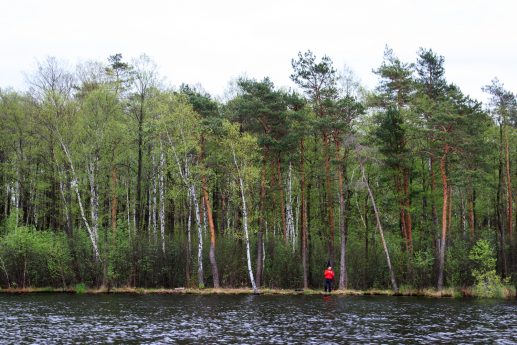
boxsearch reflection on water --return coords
[0,293,515,344]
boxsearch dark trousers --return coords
[324,279,333,292]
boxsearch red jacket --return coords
[324,268,335,280]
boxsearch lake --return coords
[0,293,515,344]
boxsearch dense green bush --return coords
[0,222,72,288]
[468,239,511,298]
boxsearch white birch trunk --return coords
[286,162,295,250]
[58,137,100,260]
[126,180,131,237]
[167,131,204,287]
[190,184,204,287]
[132,195,137,237]
[232,149,257,293]
[187,196,192,268]
[152,157,158,245]
[147,184,152,242]
[87,159,99,247]
[295,194,300,251]
[159,146,166,254]
[13,172,19,226]
[262,237,266,270]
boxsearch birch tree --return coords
[158,92,206,288]
[129,54,158,234]
[230,78,288,286]
[30,58,103,262]
[220,121,259,293]
[181,85,221,288]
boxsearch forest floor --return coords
[0,286,515,298]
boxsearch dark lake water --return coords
[0,293,515,344]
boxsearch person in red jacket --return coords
[324,266,335,293]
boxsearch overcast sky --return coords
[1,0,515,102]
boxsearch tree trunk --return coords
[336,141,348,290]
[159,147,166,254]
[200,134,220,288]
[430,157,438,240]
[286,162,295,248]
[437,145,450,290]
[323,132,335,263]
[504,125,513,238]
[300,139,308,289]
[232,150,257,293]
[277,156,287,243]
[136,108,144,233]
[403,168,413,254]
[151,155,158,244]
[202,175,220,288]
[360,159,398,292]
[58,137,100,260]
[396,174,409,254]
[87,159,100,247]
[338,163,347,290]
[186,199,192,287]
[111,161,118,232]
[497,123,508,276]
[190,184,204,288]
[126,177,131,236]
[447,186,453,234]
[256,149,267,287]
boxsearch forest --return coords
[0,48,515,296]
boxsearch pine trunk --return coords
[323,132,335,263]
[277,156,287,243]
[504,126,513,238]
[256,149,267,287]
[336,141,347,290]
[202,174,220,288]
[437,145,449,290]
[403,169,413,253]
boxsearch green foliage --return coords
[412,249,435,287]
[74,282,87,294]
[468,239,511,298]
[107,226,132,286]
[0,49,514,297]
[445,240,471,288]
[468,239,496,274]
[0,224,72,288]
[263,240,302,288]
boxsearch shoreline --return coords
[0,287,515,299]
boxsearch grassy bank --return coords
[1,286,515,299]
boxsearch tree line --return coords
[0,48,515,293]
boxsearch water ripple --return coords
[0,294,515,344]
